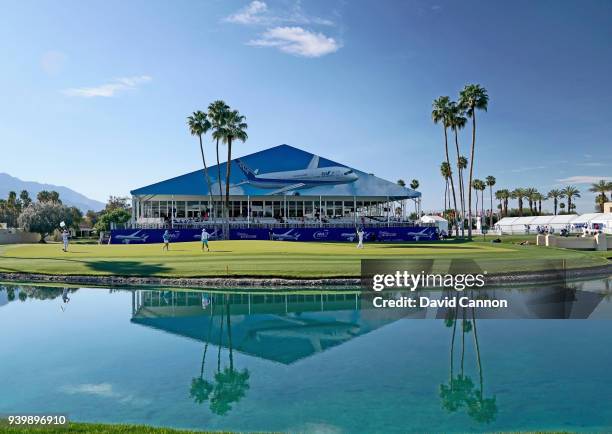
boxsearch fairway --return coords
[0,239,608,278]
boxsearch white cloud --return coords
[248,26,340,57]
[60,383,150,406]
[224,1,334,26]
[225,0,268,24]
[556,175,612,184]
[62,75,152,98]
[41,50,66,75]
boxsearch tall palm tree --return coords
[433,96,458,236]
[208,100,230,219]
[458,84,489,239]
[533,192,545,215]
[472,179,485,221]
[440,162,452,214]
[589,180,611,212]
[524,188,538,215]
[511,188,526,216]
[397,179,406,187]
[187,111,214,219]
[495,189,510,217]
[561,186,580,214]
[410,179,420,190]
[485,176,496,227]
[218,109,248,228]
[448,102,467,237]
[547,189,565,215]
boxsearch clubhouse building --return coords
[130,144,421,228]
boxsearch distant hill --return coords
[0,173,105,212]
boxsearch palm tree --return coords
[218,109,248,229]
[472,179,485,222]
[511,188,526,216]
[547,189,565,215]
[410,179,419,190]
[458,84,489,239]
[433,96,459,236]
[589,180,611,212]
[187,111,214,219]
[524,188,538,215]
[533,192,545,215]
[495,189,510,217]
[440,162,452,214]
[561,186,580,214]
[397,179,406,187]
[448,102,467,237]
[485,176,496,227]
[208,100,230,220]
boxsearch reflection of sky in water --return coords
[0,281,611,433]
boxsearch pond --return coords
[1,279,612,432]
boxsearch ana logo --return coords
[379,231,397,238]
[169,231,181,240]
[236,232,257,239]
[313,230,329,239]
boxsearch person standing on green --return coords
[162,230,171,251]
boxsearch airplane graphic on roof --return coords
[236,154,358,195]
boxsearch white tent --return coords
[583,213,612,234]
[494,215,579,234]
[420,215,448,234]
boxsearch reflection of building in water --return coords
[131,290,413,364]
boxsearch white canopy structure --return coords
[420,215,448,234]
[494,213,612,234]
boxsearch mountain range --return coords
[0,173,105,212]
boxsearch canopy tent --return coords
[583,213,612,234]
[420,215,448,234]
[495,213,612,234]
[494,215,578,234]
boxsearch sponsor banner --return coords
[110,226,438,244]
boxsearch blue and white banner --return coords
[110,226,438,244]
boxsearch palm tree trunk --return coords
[467,110,477,239]
[225,138,233,238]
[444,179,448,215]
[489,187,493,228]
[471,303,483,401]
[225,295,234,371]
[453,128,465,237]
[216,138,223,222]
[199,135,214,218]
[554,198,557,215]
[450,305,457,385]
[444,128,459,236]
[217,300,225,373]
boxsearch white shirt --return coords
[201,230,209,241]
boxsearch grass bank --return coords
[0,420,217,433]
[0,237,609,279]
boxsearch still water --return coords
[1,280,612,433]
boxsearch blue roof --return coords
[131,144,419,199]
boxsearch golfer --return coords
[162,230,171,251]
[61,229,70,252]
[201,228,210,252]
[357,227,364,249]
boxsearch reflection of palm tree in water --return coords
[439,292,497,423]
[190,294,250,415]
[189,301,216,404]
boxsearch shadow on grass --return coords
[377,245,478,250]
[86,261,171,276]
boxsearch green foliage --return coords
[410,179,419,190]
[94,208,131,231]
[17,202,73,239]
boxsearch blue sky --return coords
[1,0,610,212]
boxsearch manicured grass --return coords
[0,237,608,278]
[0,420,217,433]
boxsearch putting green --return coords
[0,239,608,278]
